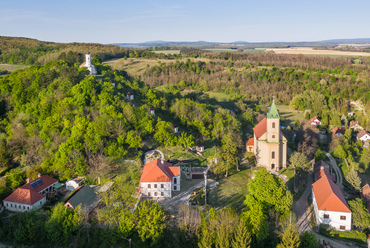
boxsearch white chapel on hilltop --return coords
[79,52,97,75]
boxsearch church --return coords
[79,52,97,75]
[246,100,287,171]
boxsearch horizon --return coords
[1,0,370,44]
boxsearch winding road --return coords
[323,151,343,188]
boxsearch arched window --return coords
[272,151,275,159]
[272,122,275,128]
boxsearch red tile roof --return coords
[4,188,45,205]
[79,62,86,67]
[253,118,267,140]
[314,160,331,181]
[3,175,58,205]
[246,137,254,146]
[331,127,346,135]
[309,116,320,123]
[312,169,351,213]
[139,159,179,183]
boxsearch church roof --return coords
[266,100,280,119]
[253,118,267,140]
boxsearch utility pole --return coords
[129,238,132,248]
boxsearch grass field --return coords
[277,105,305,126]
[152,50,181,55]
[264,47,370,57]
[204,49,239,52]
[0,64,29,75]
[208,168,252,212]
[206,91,232,102]
[243,49,264,53]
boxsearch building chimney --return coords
[98,176,101,186]
[38,173,41,178]
[161,159,164,165]
[26,178,30,183]
[320,166,324,171]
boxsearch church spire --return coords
[267,99,280,119]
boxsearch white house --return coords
[309,116,321,126]
[126,92,134,101]
[66,177,85,191]
[312,168,352,231]
[357,130,370,142]
[3,175,58,212]
[139,159,180,198]
[79,52,97,75]
[173,124,178,134]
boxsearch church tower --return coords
[86,52,91,67]
[79,51,97,75]
[266,100,280,143]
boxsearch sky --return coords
[1,0,370,44]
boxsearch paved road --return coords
[351,101,366,115]
[158,181,204,213]
[292,173,313,232]
[323,151,343,188]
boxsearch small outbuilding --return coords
[66,177,85,191]
[196,143,205,153]
[64,185,99,213]
[173,124,178,133]
[126,92,134,101]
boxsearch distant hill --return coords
[114,38,370,48]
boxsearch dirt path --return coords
[323,151,343,188]
[292,173,313,232]
[351,101,367,115]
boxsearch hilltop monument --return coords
[246,100,287,171]
[79,52,97,75]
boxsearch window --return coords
[340,226,345,230]
[40,202,42,205]
[272,122,275,128]
[10,204,13,208]
[340,216,346,220]
[161,184,164,188]
[6,203,8,207]
[154,192,157,196]
[161,192,164,196]
[324,214,329,219]
[148,192,151,196]
[27,207,29,210]
[272,151,275,159]
[23,206,25,210]
[272,135,275,139]
[148,184,151,188]
[174,186,177,190]
[174,178,177,184]
[154,184,157,188]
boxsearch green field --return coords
[0,64,29,74]
[208,168,252,212]
[243,49,264,53]
[152,50,181,55]
[277,105,304,126]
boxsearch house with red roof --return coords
[3,174,59,212]
[331,127,346,136]
[309,116,321,126]
[249,100,287,171]
[312,167,352,231]
[139,159,180,198]
[246,138,254,152]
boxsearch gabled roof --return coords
[4,188,45,205]
[139,159,179,183]
[331,127,346,135]
[313,160,331,181]
[312,169,351,213]
[266,101,280,119]
[253,118,267,140]
[79,62,86,67]
[246,137,254,146]
[309,116,321,123]
[3,175,58,205]
[357,130,369,139]
[66,185,99,213]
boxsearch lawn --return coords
[207,168,252,212]
[243,49,264,53]
[277,105,305,127]
[0,64,29,76]
[152,50,181,55]
[205,91,232,102]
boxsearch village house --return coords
[64,185,99,213]
[3,174,59,212]
[246,137,254,152]
[79,52,97,75]
[196,143,205,153]
[312,167,352,231]
[249,100,287,171]
[331,127,346,136]
[349,120,363,132]
[348,112,355,117]
[139,159,180,198]
[126,92,134,101]
[357,130,370,142]
[309,116,321,126]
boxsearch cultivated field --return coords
[264,47,370,57]
[152,50,181,55]
[204,48,264,53]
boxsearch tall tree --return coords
[290,152,310,173]
[348,198,370,230]
[345,167,361,191]
[231,220,251,248]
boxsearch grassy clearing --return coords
[205,91,232,102]
[277,105,305,127]
[243,49,264,53]
[152,50,180,55]
[208,168,252,212]
[0,64,29,76]
[160,146,199,160]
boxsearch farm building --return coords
[64,185,99,213]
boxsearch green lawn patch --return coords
[277,105,304,127]
[152,50,180,55]
[243,49,264,53]
[207,168,252,212]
